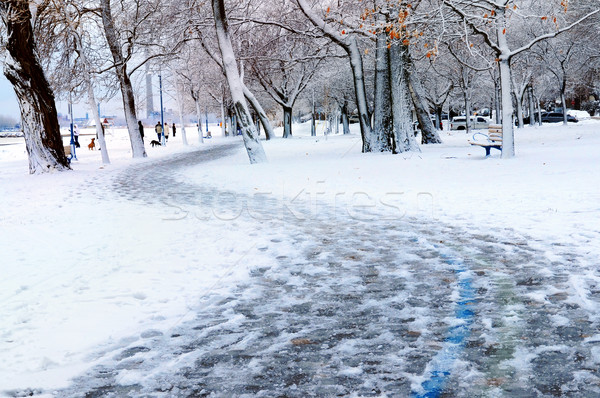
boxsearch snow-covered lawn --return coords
[1,120,599,395]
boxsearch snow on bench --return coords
[469,124,502,157]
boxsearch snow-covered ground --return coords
[1,120,599,396]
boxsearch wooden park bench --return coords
[469,124,502,157]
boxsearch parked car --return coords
[450,116,490,130]
[516,114,540,125]
[540,112,578,123]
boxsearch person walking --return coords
[73,124,80,148]
[164,122,170,142]
[172,123,176,138]
[138,121,145,143]
[155,121,162,141]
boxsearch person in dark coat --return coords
[172,123,176,137]
[138,121,145,142]
[155,121,162,141]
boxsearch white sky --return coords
[0,74,178,121]
[0,75,19,118]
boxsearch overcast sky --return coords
[0,73,180,123]
[0,75,20,119]
[0,74,95,120]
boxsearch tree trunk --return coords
[177,88,189,146]
[435,106,444,131]
[220,94,226,137]
[244,86,273,140]
[1,0,69,174]
[494,79,502,124]
[560,85,568,125]
[499,58,515,158]
[311,91,316,136]
[372,31,393,151]
[283,105,293,138]
[100,0,146,158]
[388,43,419,153]
[528,86,535,126]
[462,71,472,134]
[341,101,351,135]
[88,84,110,164]
[515,92,524,128]
[195,99,204,144]
[213,0,266,163]
[347,37,373,151]
[513,75,525,128]
[406,56,441,144]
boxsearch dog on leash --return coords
[88,138,95,150]
[150,140,162,147]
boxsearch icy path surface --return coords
[59,145,600,397]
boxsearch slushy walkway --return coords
[60,144,600,397]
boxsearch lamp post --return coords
[159,74,166,146]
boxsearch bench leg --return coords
[485,147,491,157]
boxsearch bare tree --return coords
[212,0,266,163]
[35,0,111,164]
[192,18,276,141]
[441,0,600,158]
[295,0,375,151]
[250,36,323,138]
[99,0,147,157]
[534,28,591,124]
[1,0,69,173]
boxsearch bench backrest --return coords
[488,124,502,143]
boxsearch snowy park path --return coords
[58,144,600,397]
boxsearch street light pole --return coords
[159,74,165,146]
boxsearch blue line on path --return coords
[412,254,476,398]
